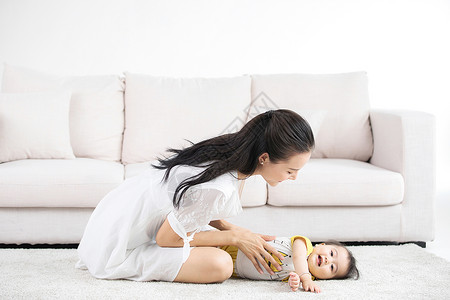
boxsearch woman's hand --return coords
[232,227,284,275]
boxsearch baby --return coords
[221,236,359,293]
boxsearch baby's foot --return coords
[288,272,300,292]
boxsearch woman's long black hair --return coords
[152,109,315,208]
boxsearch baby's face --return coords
[307,244,349,279]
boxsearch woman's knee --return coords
[210,249,233,282]
[174,247,233,283]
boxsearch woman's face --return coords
[257,152,311,186]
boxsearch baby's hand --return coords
[302,278,321,293]
[288,272,300,291]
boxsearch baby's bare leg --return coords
[174,247,233,283]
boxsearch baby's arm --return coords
[291,238,321,293]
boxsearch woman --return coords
[76,109,315,283]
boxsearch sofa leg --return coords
[407,241,426,248]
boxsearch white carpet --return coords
[1,244,449,299]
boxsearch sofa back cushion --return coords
[1,64,125,162]
[122,73,251,164]
[0,91,75,163]
[251,72,373,161]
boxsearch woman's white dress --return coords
[76,163,242,282]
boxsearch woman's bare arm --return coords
[209,219,239,231]
[156,218,237,247]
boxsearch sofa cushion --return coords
[1,64,124,161]
[124,161,153,179]
[268,159,404,206]
[122,73,251,164]
[0,91,75,163]
[0,158,124,208]
[238,175,267,207]
[251,72,373,161]
[125,161,267,207]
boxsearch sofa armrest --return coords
[369,109,436,242]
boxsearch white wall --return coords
[1,0,449,192]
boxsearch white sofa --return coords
[0,64,435,246]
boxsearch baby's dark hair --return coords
[324,240,360,280]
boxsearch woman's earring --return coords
[260,162,264,165]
